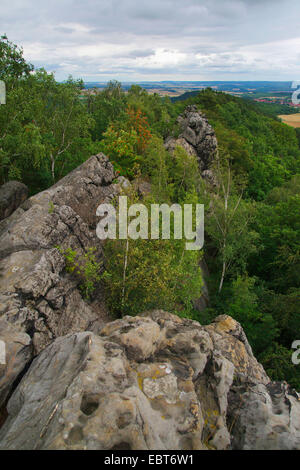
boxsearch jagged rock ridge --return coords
[0,153,122,409]
[165,104,218,182]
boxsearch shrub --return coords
[58,246,102,299]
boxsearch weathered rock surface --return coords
[0,181,28,221]
[0,154,120,408]
[132,178,152,198]
[0,311,298,450]
[229,380,300,450]
[165,105,218,176]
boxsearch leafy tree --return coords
[101,189,203,317]
[0,67,94,187]
[205,157,259,292]
[141,135,170,202]
[251,194,300,290]
[227,275,278,354]
[166,145,201,202]
[247,153,288,200]
[89,80,127,140]
[259,343,300,390]
[0,35,33,83]
[99,107,152,178]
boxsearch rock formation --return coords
[0,311,299,450]
[0,181,28,221]
[165,105,218,178]
[0,154,120,409]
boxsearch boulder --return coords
[1,311,298,450]
[0,154,119,408]
[0,181,28,221]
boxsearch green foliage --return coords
[247,153,288,200]
[259,343,300,390]
[227,276,278,354]
[205,158,259,292]
[251,194,300,290]
[99,106,152,178]
[58,246,102,299]
[48,201,55,214]
[103,236,203,318]
[89,80,127,140]
[167,146,200,202]
[181,88,300,199]
[101,190,203,317]
[100,125,140,177]
[140,135,170,202]
[0,34,33,83]
[0,68,95,189]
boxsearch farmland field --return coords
[278,113,300,128]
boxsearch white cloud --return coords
[2,0,300,80]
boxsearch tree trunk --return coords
[121,239,129,310]
[50,154,55,182]
[218,259,226,293]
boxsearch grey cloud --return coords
[1,0,300,81]
[128,49,155,58]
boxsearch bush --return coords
[58,246,102,299]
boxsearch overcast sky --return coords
[1,0,300,82]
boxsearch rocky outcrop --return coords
[0,181,28,221]
[0,311,298,450]
[165,105,218,176]
[165,106,217,312]
[0,154,120,409]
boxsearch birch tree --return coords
[206,156,259,293]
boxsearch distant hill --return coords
[171,90,199,102]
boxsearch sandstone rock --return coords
[165,136,198,159]
[165,105,218,174]
[0,318,32,409]
[228,380,300,450]
[1,311,297,450]
[0,181,28,221]
[205,315,269,384]
[132,178,152,198]
[0,154,118,408]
